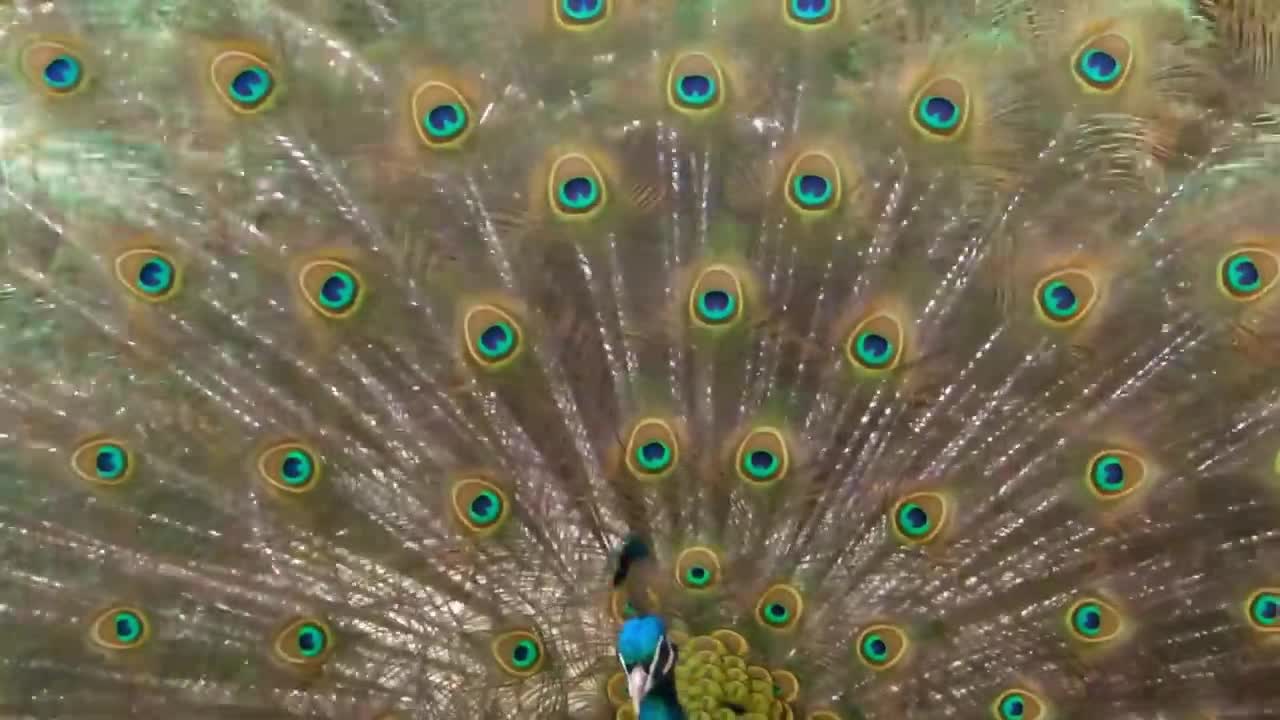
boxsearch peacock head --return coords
[617,615,678,717]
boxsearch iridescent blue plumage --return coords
[618,616,684,720]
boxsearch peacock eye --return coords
[1066,597,1123,643]
[273,617,335,666]
[492,629,546,677]
[89,605,150,650]
[689,266,745,328]
[911,77,968,139]
[786,0,836,26]
[992,689,1046,720]
[1246,589,1280,631]
[549,154,607,218]
[463,304,524,368]
[846,312,905,373]
[257,441,322,493]
[856,624,908,669]
[298,260,364,319]
[735,428,790,486]
[667,53,725,113]
[71,438,135,486]
[210,50,278,113]
[450,477,511,535]
[21,41,88,96]
[557,0,609,27]
[1086,450,1146,500]
[755,584,803,631]
[1219,248,1279,301]
[890,492,949,545]
[675,546,722,590]
[1072,34,1132,92]
[1035,269,1098,327]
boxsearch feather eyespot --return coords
[557,0,609,28]
[785,0,836,26]
[492,629,545,677]
[89,605,150,651]
[463,305,523,367]
[1034,269,1098,326]
[1246,589,1280,632]
[992,689,1046,720]
[211,50,277,113]
[1219,248,1279,301]
[411,81,474,149]
[624,418,679,479]
[735,427,789,486]
[755,584,803,631]
[1066,597,1123,643]
[549,154,607,218]
[689,265,745,328]
[274,617,335,666]
[785,152,841,215]
[667,53,725,113]
[298,260,363,319]
[71,438,134,486]
[1086,450,1145,500]
[847,311,905,373]
[114,250,180,302]
[450,477,511,535]
[910,78,968,139]
[675,546,722,590]
[21,41,87,96]
[257,441,321,494]
[856,624,908,669]
[1072,34,1132,92]
[890,492,948,545]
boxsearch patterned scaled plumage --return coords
[7,0,1280,718]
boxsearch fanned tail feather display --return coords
[4,1,1280,718]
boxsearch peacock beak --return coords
[627,665,653,714]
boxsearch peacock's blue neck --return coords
[638,681,684,720]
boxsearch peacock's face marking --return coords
[617,616,676,715]
[786,0,836,27]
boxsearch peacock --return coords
[6,0,1280,717]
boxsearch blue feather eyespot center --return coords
[94,444,128,481]
[999,694,1026,720]
[113,611,144,644]
[424,103,467,140]
[744,449,780,480]
[318,271,358,312]
[468,490,503,526]
[764,602,790,624]
[636,440,672,472]
[897,502,931,536]
[563,0,604,21]
[296,623,328,657]
[793,174,833,207]
[1091,456,1125,494]
[790,0,833,22]
[1072,603,1103,636]
[511,638,540,668]
[477,322,517,360]
[558,176,599,211]
[854,332,894,368]
[1250,592,1280,626]
[685,565,710,587]
[43,54,82,91]
[1043,281,1078,318]
[917,95,959,131]
[696,290,737,324]
[676,74,716,106]
[136,257,175,295]
[280,450,314,487]
[229,66,273,107]
[861,633,889,663]
[1079,49,1121,85]
[1227,255,1262,294]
